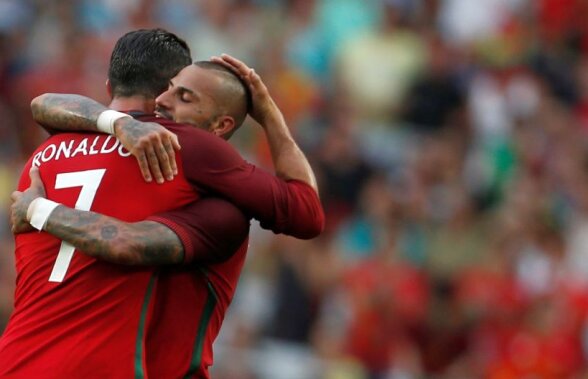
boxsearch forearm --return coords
[262,112,318,193]
[31,93,108,133]
[44,206,184,265]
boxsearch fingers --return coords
[134,130,180,183]
[29,166,41,186]
[10,191,26,234]
[211,55,279,127]
[145,145,165,184]
[135,151,153,182]
[210,56,235,72]
[152,140,173,182]
[163,138,178,176]
[149,132,178,181]
[211,55,268,94]
[211,55,252,81]
[11,191,22,202]
[171,133,181,152]
[170,135,181,174]
[246,68,268,93]
[219,54,251,76]
[118,118,180,183]
[28,166,48,198]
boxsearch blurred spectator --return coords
[3,1,588,377]
[401,35,467,133]
[335,0,427,123]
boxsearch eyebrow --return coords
[170,81,197,100]
[179,86,195,96]
[169,80,195,96]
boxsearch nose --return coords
[155,90,172,110]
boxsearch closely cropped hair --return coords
[193,61,252,126]
[108,29,192,98]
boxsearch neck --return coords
[108,95,156,114]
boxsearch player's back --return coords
[0,132,197,379]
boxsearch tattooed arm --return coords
[31,94,111,134]
[45,207,184,265]
[12,168,249,265]
[30,93,180,183]
[11,167,183,265]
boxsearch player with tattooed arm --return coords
[1,30,323,379]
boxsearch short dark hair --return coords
[108,29,192,98]
[193,61,252,128]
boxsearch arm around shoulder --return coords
[278,180,325,239]
[44,206,185,265]
[148,197,250,264]
[31,93,109,134]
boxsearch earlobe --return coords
[215,117,235,139]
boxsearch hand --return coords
[113,118,181,184]
[10,167,46,234]
[210,54,283,128]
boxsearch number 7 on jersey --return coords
[49,169,106,282]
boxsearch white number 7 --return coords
[49,169,106,283]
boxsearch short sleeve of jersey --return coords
[147,198,250,264]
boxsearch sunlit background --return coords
[2,0,588,378]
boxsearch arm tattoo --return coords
[31,94,109,133]
[101,225,118,240]
[44,206,184,265]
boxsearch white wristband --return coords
[27,198,60,231]
[97,110,131,135]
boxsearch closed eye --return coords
[180,92,191,103]
[177,86,195,103]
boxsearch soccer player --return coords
[1,31,323,379]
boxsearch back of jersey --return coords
[0,133,197,379]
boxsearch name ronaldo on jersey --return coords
[32,135,131,167]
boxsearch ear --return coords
[211,116,236,140]
[106,79,113,99]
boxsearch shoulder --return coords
[179,198,249,228]
[150,197,250,263]
[139,115,237,155]
[172,198,250,246]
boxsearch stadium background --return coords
[1,0,588,377]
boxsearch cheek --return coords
[176,106,206,125]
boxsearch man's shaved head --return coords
[193,61,251,130]
[155,61,253,139]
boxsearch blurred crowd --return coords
[2,0,588,378]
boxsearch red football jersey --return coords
[133,115,325,378]
[0,132,197,379]
[0,113,325,379]
[135,115,325,378]
[145,203,250,378]
[145,238,249,379]
[143,115,325,240]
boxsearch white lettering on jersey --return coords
[33,136,130,167]
[56,140,74,160]
[32,151,42,167]
[101,135,119,154]
[118,145,132,157]
[41,144,57,162]
[89,136,100,155]
[71,138,88,157]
